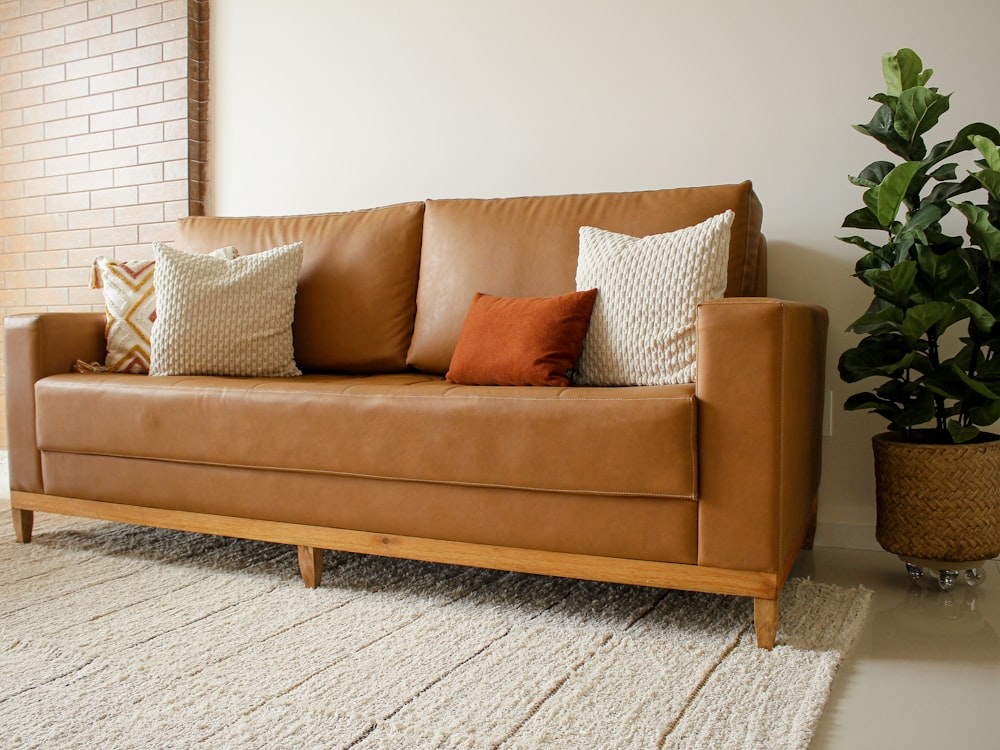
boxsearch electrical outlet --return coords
[823,390,834,437]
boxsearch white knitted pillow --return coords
[574,210,734,385]
[91,246,238,374]
[149,241,304,377]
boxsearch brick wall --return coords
[0,0,208,448]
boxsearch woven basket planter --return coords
[873,432,1000,563]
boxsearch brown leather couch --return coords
[4,181,828,649]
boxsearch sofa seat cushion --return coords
[34,373,698,500]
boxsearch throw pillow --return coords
[149,241,304,377]
[574,210,734,385]
[445,289,598,387]
[91,245,238,374]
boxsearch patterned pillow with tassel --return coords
[91,245,237,373]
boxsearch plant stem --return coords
[926,329,948,432]
[965,260,996,427]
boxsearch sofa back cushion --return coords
[406,181,764,373]
[176,203,424,372]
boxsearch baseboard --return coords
[814,520,880,551]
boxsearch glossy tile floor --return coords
[799,547,1000,750]
[1,454,996,749]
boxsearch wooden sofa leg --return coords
[12,509,33,544]
[297,545,324,588]
[754,596,778,650]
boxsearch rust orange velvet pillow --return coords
[445,289,598,386]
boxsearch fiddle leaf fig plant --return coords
[839,48,1000,444]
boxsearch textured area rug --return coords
[0,517,870,749]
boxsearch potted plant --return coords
[839,48,1000,588]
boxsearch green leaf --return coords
[969,399,1000,427]
[847,306,904,335]
[870,93,898,108]
[958,245,991,290]
[898,203,944,239]
[924,228,965,253]
[947,420,980,443]
[976,352,1000,378]
[894,388,938,427]
[894,87,950,150]
[927,174,981,204]
[881,52,903,97]
[842,207,883,230]
[900,301,953,341]
[917,245,973,299]
[891,235,916,266]
[875,379,920,402]
[970,134,1000,170]
[925,123,1000,166]
[854,105,909,158]
[951,202,1000,260]
[918,369,966,400]
[916,244,976,304]
[853,161,895,188]
[877,161,922,227]
[928,162,958,181]
[947,340,978,371]
[838,334,914,382]
[855,251,888,274]
[838,235,881,254]
[956,298,996,332]
[972,169,1000,202]
[861,260,918,304]
[914,244,974,301]
[907,350,935,376]
[844,392,894,412]
[953,365,1000,399]
[863,186,880,216]
[883,48,926,97]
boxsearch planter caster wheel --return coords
[899,556,992,589]
[938,570,961,591]
[966,568,986,587]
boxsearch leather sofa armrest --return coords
[4,313,106,493]
[695,298,829,573]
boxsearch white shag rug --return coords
[0,517,870,749]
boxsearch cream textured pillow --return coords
[92,246,237,373]
[574,210,734,385]
[149,241,304,377]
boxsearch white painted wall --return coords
[209,0,1000,549]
